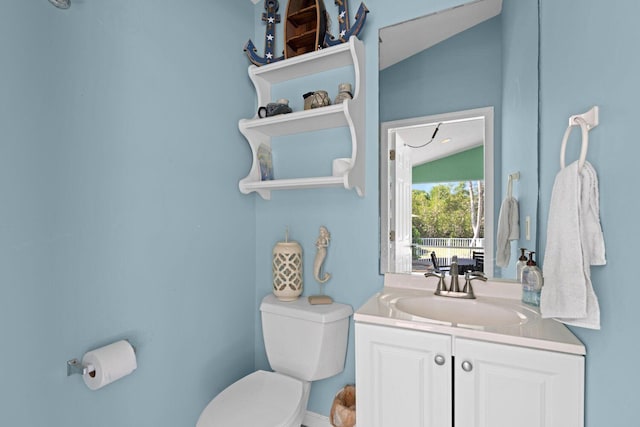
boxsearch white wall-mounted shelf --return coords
[238,36,366,200]
[239,103,349,136]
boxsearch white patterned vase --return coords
[272,240,303,301]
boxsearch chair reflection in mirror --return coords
[472,250,485,272]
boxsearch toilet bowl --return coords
[196,294,353,427]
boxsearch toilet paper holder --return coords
[66,358,95,377]
[66,340,136,377]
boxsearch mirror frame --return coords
[380,107,494,277]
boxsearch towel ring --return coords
[560,116,589,170]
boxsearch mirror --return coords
[379,0,539,279]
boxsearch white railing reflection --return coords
[413,237,484,267]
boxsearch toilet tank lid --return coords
[260,294,353,323]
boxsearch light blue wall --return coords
[0,2,256,426]
[538,1,640,424]
[4,0,631,425]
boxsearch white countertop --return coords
[354,274,586,355]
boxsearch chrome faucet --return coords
[424,255,486,299]
[449,256,461,292]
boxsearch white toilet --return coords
[196,294,353,427]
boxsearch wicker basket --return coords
[330,385,356,427]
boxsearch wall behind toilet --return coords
[252,0,640,423]
[0,1,256,426]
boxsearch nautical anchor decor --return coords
[324,0,369,47]
[244,0,284,67]
[244,0,370,66]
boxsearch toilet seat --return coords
[196,370,306,427]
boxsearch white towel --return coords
[540,161,606,329]
[496,196,519,268]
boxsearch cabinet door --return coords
[454,338,584,427]
[356,323,452,427]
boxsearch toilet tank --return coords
[260,294,353,382]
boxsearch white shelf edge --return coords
[240,104,348,137]
[242,176,346,191]
[249,38,359,84]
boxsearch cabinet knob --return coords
[434,354,446,366]
[461,360,473,372]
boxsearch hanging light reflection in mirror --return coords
[405,123,442,149]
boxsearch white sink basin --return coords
[391,296,535,329]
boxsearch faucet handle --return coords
[425,271,444,278]
[464,271,487,281]
[462,271,487,298]
[425,271,447,293]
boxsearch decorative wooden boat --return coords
[284,0,327,59]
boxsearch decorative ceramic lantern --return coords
[272,231,303,301]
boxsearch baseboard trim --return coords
[303,411,332,427]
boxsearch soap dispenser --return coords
[521,251,543,307]
[516,248,528,282]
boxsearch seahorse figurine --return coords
[313,226,332,284]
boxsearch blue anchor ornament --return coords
[324,0,369,47]
[244,0,284,66]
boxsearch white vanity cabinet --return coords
[454,338,584,427]
[355,323,452,427]
[356,323,585,427]
[238,36,365,200]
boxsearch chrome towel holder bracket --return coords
[560,106,599,170]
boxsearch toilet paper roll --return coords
[82,340,137,390]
